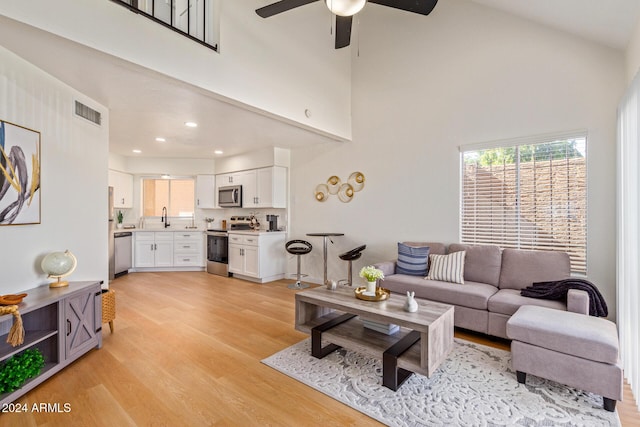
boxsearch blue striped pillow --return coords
[396,243,430,276]
[426,251,466,284]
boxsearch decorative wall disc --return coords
[337,183,354,203]
[314,184,329,202]
[348,171,365,192]
[327,175,341,194]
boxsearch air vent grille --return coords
[74,100,102,126]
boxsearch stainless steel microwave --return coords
[218,185,242,207]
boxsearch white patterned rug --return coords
[262,338,620,426]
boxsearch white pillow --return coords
[425,251,466,284]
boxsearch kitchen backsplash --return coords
[120,208,287,231]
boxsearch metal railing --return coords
[110,0,218,51]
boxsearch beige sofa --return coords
[374,242,590,339]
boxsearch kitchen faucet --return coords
[161,206,170,228]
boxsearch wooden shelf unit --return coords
[0,281,102,405]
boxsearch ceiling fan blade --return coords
[369,0,438,15]
[335,15,353,49]
[256,0,320,18]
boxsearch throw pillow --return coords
[396,243,430,276]
[426,251,466,284]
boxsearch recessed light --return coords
[184,121,198,128]
[155,137,166,142]
[214,150,223,155]
[132,149,142,153]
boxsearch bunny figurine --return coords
[404,291,418,313]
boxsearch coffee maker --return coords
[266,215,279,231]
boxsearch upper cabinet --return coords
[195,175,216,209]
[216,171,243,186]
[108,169,133,209]
[242,167,287,208]
[215,167,287,208]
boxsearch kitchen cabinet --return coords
[228,231,286,283]
[108,169,133,209]
[195,175,216,209]
[133,231,205,271]
[173,232,204,267]
[0,281,102,406]
[134,232,174,268]
[241,167,287,208]
[229,240,259,277]
[216,171,243,186]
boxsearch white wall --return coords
[626,16,640,82]
[290,0,625,318]
[0,0,352,141]
[0,46,109,293]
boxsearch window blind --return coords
[460,134,587,274]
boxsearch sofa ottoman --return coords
[506,305,622,412]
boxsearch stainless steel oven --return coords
[206,230,229,276]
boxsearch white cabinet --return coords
[216,171,243,186]
[134,232,174,268]
[241,167,287,208]
[108,169,133,209]
[173,232,204,267]
[134,231,204,270]
[229,235,259,277]
[195,175,216,209]
[228,232,286,283]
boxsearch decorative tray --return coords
[0,293,27,305]
[354,287,390,302]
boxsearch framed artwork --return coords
[0,120,41,225]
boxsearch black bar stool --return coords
[285,240,313,289]
[338,245,366,286]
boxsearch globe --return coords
[41,250,77,288]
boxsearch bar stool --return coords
[286,240,313,289]
[338,245,366,286]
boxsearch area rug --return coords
[262,339,620,426]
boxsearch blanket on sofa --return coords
[521,278,608,317]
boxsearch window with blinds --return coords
[460,133,587,274]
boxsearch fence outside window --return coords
[460,132,587,274]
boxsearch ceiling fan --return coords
[256,0,438,49]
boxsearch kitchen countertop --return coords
[227,230,286,235]
[130,227,205,232]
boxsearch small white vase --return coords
[116,223,123,229]
[366,280,377,294]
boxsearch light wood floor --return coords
[1,272,637,426]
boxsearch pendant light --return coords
[325,0,366,17]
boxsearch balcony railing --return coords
[110,0,218,51]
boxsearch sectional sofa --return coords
[374,242,590,339]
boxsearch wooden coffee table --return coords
[295,286,454,390]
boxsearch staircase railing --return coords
[110,0,218,52]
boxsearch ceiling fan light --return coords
[325,0,366,17]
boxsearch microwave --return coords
[218,185,242,207]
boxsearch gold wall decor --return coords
[314,172,365,203]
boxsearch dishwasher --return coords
[114,231,133,277]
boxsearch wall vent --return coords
[74,100,102,126]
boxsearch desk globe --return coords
[41,250,77,288]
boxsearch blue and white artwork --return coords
[0,120,41,225]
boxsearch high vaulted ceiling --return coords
[1,0,639,160]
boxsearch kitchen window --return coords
[143,177,195,217]
[460,132,587,274]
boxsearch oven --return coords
[206,230,229,276]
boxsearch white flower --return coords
[359,265,384,282]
